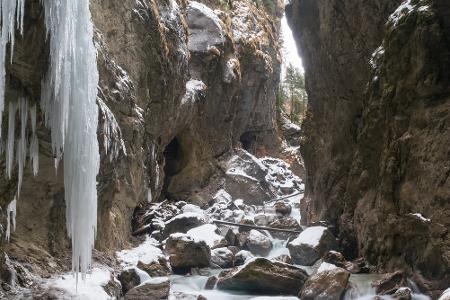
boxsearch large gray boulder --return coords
[125,278,170,300]
[211,247,234,268]
[245,229,273,257]
[216,258,308,295]
[165,233,211,274]
[268,216,302,240]
[300,267,350,300]
[287,226,337,265]
[186,1,225,52]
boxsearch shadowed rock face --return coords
[0,0,282,281]
[287,0,450,289]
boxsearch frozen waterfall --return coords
[41,0,100,279]
[0,0,100,280]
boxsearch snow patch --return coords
[317,262,338,273]
[116,236,164,266]
[409,213,431,223]
[388,0,430,27]
[45,268,111,300]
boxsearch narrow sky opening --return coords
[281,13,304,78]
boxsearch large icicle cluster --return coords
[0,0,100,280]
[41,0,100,278]
[0,0,25,140]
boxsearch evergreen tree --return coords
[280,64,307,124]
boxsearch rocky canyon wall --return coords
[0,0,282,280]
[287,0,449,291]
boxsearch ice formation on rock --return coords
[0,0,25,140]
[0,0,101,280]
[6,198,17,242]
[41,0,100,279]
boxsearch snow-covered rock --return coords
[268,216,302,240]
[234,250,254,266]
[246,230,273,257]
[165,233,211,274]
[211,247,234,268]
[287,226,337,265]
[162,212,206,239]
[186,224,226,248]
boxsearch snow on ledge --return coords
[408,213,431,223]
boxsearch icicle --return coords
[6,197,17,241]
[6,100,17,179]
[29,104,39,176]
[41,0,100,279]
[0,0,26,140]
[98,99,127,161]
[16,97,27,196]
[147,188,152,203]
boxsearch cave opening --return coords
[161,137,184,200]
[240,131,256,153]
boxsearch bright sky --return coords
[281,14,304,78]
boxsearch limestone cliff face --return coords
[0,0,281,281]
[287,0,450,291]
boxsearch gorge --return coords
[0,0,448,299]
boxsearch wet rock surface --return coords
[216,258,309,295]
[124,278,170,300]
[299,267,350,300]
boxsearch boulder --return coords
[372,271,408,295]
[211,247,234,268]
[118,268,142,295]
[217,258,308,295]
[137,257,170,277]
[274,201,292,216]
[287,226,337,265]
[323,251,346,268]
[234,250,254,266]
[272,254,293,264]
[187,224,227,249]
[205,276,218,289]
[217,226,237,246]
[246,230,273,257]
[254,213,271,226]
[186,1,225,53]
[162,213,205,239]
[268,216,302,240]
[125,278,170,300]
[299,267,350,300]
[236,231,249,248]
[223,150,275,205]
[238,218,256,233]
[165,233,211,274]
[392,287,412,300]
